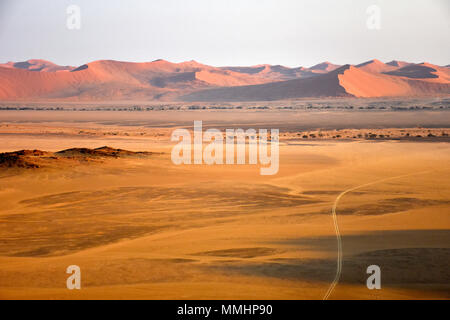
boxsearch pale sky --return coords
[0,0,448,67]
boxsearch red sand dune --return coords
[221,61,342,80]
[0,59,75,72]
[0,59,269,100]
[337,64,448,97]
[386,60,413,69]
[183,65,353,101]
[0,59,448,101]
[220,64,316,81]
[308,61,341,74]
[355,59,397,73]
[383,62,450,82]
[184,64,450,101]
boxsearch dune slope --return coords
[0,59,449,101]
[184,65,450,101]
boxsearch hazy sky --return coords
[0,0,448,67]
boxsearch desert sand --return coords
[1,59,448,101]
[0,106,449,300]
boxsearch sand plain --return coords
[0,108,449,299]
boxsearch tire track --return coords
[322,171,430,300]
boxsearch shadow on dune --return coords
[202,230,450,295]
[0,184,320,257]
[273,229,450,253]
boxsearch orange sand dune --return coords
[308,61,341,74]
[220,64,316,81]
[220,62,342,80]
[336,65,450,97]
[183,64,450,101]
[338,65,416,97]
[386,60,413,69]
[183,66,350,101]
[0,59,269,100]
[0,59,448,101]
[0,59,74,72]
[384,62,450,82]
[355,59,397,73]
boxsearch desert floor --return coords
[0,109,449,299]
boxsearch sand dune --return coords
[220,61,343,80]
[384,62,450,82]
[183,66,350,101]
[356,59,397,73]
[308,61,341,73]
[337,65,434,97]
[386,60,413,69]
[184,64,450,101]
[0,59,74,72]
[0,146,157,169]
[220,64,316,81]
[0,59,448,101]
[0,59,269,101]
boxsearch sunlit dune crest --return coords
[0,58,448,101]
[0,59,75,72]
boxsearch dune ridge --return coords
[184,64,450,101]
[0,59,75,72]
[0,58,449,101]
